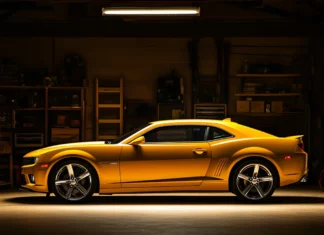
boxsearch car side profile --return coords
[21,118,308,203]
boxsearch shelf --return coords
[235,93,301,97]
[13,128,45,133]
[98,104,121,108]
[96,77,123,141]
[233,112,304,117]
[0,165,9,169]
[98,88,120,93]
[16,108,45,111]
[48,87,86,90]
[0,86,44,89]
[0,181,11,186]
[0,86,86,90]
[98,119,121,124]
[98,135,118,140]
[236,74,301,78]
[49,107,81,111]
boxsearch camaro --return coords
[21,118,308,202]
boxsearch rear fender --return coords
[233,147,274,158]
[224,147,283,179]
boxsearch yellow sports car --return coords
[21,119,308,202]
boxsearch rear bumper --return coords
[299,173,308,183]
[279,151,308,187]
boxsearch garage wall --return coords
[55,38,191,139]
[0,37,218,140]
[1,36,307,140]
[0,37,53,70]
[55,37,218,139]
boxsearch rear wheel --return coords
[50,159,97,203]
[232,159,277,202]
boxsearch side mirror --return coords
[129,136,145,146]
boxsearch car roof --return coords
[150,119,235,127]
[149,119,275,138]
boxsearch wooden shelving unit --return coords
[194,104,227,119]
[0,85,86,186]
[235,73,304,116]
[234,73,307,135]
[47,87,86,145]
[95,77,123,141]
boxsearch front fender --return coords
[43,150,100,188]
[51,149,97,163]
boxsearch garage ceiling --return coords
[0,0,322,37]
[0,0,322,21]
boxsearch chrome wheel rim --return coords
[55,163,92,201]
[236,163,273,200]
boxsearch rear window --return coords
[232,123,276,137]
[207,127,233,140]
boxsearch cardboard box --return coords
[172,109,182,119]
[251,101,264,113]
[51,128,80,143]
[271,101,283,113]
[237,101,250,113]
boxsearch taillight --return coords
[298,143,304,150]
[296,143,305,153]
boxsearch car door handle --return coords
[192,148,207,155]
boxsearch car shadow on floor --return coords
[5,195,324,205]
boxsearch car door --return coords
[120,125,212,188]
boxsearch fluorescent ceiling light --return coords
[102,7,200,16]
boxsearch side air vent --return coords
[214,158,228,177]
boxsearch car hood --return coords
[24,141,106,157]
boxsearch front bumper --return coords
[21,163,49,193]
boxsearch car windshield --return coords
[109,123,151,144]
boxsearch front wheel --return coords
[232,160,277,202]
[50,160,97,203]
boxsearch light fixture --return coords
[102,7,200,16]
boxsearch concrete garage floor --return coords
[1,185,324,235]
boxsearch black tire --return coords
[231,159,277,202]
[49,159,98,203]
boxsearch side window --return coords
[207,126,232,141]
[144,125,207,142]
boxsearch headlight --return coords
[22,157,39,166]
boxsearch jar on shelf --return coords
[72,95,80,108]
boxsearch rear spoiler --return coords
[285,135,304,139]
[286,135,304,150]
